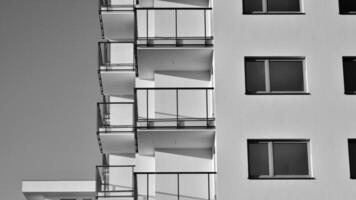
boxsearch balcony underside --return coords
[137,128,215,156]
[100,12,135,40]
[99,71,135,96]
[137,48,213,79]
[99,132,136,154]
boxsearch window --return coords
[243,0,302,14]
[245,57,307,94]
[343,57,356,94]
[248,140,312,179]
[339,0,356,14]
[348,139,356,179]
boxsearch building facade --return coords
[22,0,356,200]
[215,0,356,200]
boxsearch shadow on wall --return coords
[156,148,213,159]
[156,71,211,83]
[157,0,209,7]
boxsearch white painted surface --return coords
[215,0,356,200]
[137,48,213,80]
[137,129,215,155]
[22,181,95,193]
[22,181,95,200]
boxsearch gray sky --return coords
[0,0,101,199]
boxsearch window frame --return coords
[339,0,356,14]
[343,56,356,95]
[244,57,309,95]
[242,0,305,15]
[247,139,314,179]
[348,139,356,179]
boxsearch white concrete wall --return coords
[215,0,356,200]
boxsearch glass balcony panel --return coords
[178,90,206,119]
[135,88,214,128]
[135,173,216,200]
[96,166,134,196]
[180,174,209,200]
[177,10,205,38]
[155,90,177,120]
[99,42,135,71]
[156,174,177,200]
[136,10,147,38]
[154,10,176,38]
[98,102,134,132]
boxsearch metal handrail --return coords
[134,171,216,200]
[135,88,215,128]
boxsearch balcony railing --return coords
[134,172,216,200]
[100,0,135,11]
[135,88,215,129]
[136,8,213,47]
[97,102,135,133]
[98,41,137,72]
[96,165,135,199]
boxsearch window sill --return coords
[339,12,356,15]
[345,92,356,95]
[248,176,315,180]
[245,92,311,95]
[243,12,306,15]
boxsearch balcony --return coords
[99,0,135,40]
[136,8,213,47]
[96,165,135,200]
[98,41,136,95]
[97,102,136,154]
[134,172,216,200]
[135,88,215,155]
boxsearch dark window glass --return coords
[245,60,266,93]
[273,143,309,175]
[343,58,356,94]
[269,60,304,91]
[349,140,356,178]
[243,0,263,13]
[267,0,301,12]
[339,0,356,13]
[248,142,269,177]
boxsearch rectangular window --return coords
[243,0,302,14]
[339,0,356,14]
[248,140,312,179]
[245,57,307,94]
[348,139,356,179]
[343,57,356,94]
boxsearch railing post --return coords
[175,9,178,46]
[146,10,149,46]
[206,89,209,127]
[147,174,149,200]
[134,173,138,200]
[177,173,180,200]
[146,89,149,127]
[208,173,210,200]
[204,9,207,45]
[176,89,179,128]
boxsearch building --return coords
[22,0,356,200]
